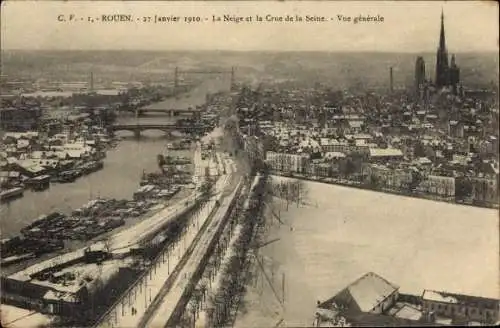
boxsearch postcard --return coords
[0,1,498,327]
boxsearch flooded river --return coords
[235,176,499,327]
[0,76,232,238]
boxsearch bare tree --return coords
[102,235,113,254]
[188,299,197,328]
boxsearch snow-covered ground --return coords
[235,176,499,327]
[195,224,243,328]
[144,173,241,328]
[98,195,221,328]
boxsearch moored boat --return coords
[0,187,24,203]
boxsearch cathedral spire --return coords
[435,9,449,87]
[439,9,446,50]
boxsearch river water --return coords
[0,76,232,238]
[235,176,499,327]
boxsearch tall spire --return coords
[435,9,449,88]
[439,9,446,50]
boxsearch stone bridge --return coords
[110,123,206,138]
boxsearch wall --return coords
[422,300,500,324]
[370,290,399,314]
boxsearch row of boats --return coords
[0,160,104,204]
[166,138,192,151]
[1,197,160,267]
[133,184,182,201]
[51,160,104,183]
[0,175,52,203]
[2,140,196,267]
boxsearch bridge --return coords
[118,66,236,118]
[110,123,206,138]
[134,107,202,118]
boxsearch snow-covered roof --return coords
[323,272,399,313]
[416,157,432,165]
[325,152,346,159]
[348,121,363,128]
[422,290,499,310]
[369,148,403,157]
[353,134,372,140]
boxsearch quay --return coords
[144,174,242,328]
[94,152,239,327]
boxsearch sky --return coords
[1,0,498,52]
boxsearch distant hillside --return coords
[1,50,498,90]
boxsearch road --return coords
[144,169,242,328]
[95,127,240,328]
[97,154,237,328]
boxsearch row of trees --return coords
[181,175,268,328]
[270,179,307,210]
[210,175,268,327]
[176,181,249,328]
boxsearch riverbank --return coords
[1,137,195,276]
[268,170,499,210]
[0,135,188,237]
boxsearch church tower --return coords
[449,54,460,93]
[435,10,449,88]
[415,57,426,90]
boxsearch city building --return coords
[368,148,404,163]
[415,56,426,93]
[421,290,500,324]
[418,174,456,197]
[315,273,500,327]
[318,272,400,314]
[470,176,499,206]
[265,151,308,174]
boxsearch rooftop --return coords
[369,148,404,157]
[422,290,500,310]
[319,272,399,313]
[389,303,423,321]
[31,259,125,294]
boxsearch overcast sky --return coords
[1,1,498,52]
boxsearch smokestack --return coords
[90,71,94,92]
[390,67,394,92]
[230,67,235,91]
[174,67,179,94]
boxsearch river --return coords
[0,75,232,238]
[235,176,499,327]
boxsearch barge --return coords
[77,160,104,175]
[0,187,24,203]
[53,170,79,183]
[1,253,37,266]
[26,175,51,191]
[134,185,157,201]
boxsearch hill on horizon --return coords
[1,50,498,90]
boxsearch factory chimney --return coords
[90,71,94,92]
[389,67,394,93]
